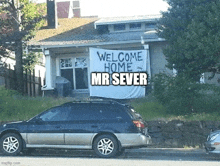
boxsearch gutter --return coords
[39,40,142,49]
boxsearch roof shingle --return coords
[29,16,161,47]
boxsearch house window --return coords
[73,1,80,7]
[60,58,73,88]
[59,57,88,90]
[60,58,72,68]
[129,23,141,30]
[145,23,156,30]
[75,57,87,68]
[114,24,126,31]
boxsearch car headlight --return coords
[210,133,219,141]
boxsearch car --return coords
[0,100,151,158]
[205,130,220,154]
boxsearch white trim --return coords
[45,55,53,89]
[40,40,141,49]
[144,44,151,81]
[141,37,165,44]
[39,38,165,50]
[41,87,54,90]
[56,58,60,76]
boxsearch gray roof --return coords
[29,17,162,47]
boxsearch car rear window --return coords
[125,108,143,120]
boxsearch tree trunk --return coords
[15,39,24,94]
[13,0,23,94]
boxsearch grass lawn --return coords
[130,96,220,121]
[1,86,220,122]
[0,86,72,121]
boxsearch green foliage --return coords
[20,0,46,41]
[23,52,42,71]
[1,85,220,122]
[158,0,220,81]
[153,73,220,115]
[0,0,46,93]
[0,86,71,121]
[132,100,167,121]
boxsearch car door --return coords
[26,106,69,146]
[64,104,100,147]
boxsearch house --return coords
[28,14,171,99]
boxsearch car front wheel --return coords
[0,133,22,156]
[93,134,118,158]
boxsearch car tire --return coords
[0,133,22,156]
[93,134,118,158]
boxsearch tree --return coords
[158,0,220,82]
[0,0,45,93]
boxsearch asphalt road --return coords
[0,148,220,166]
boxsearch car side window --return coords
[68,105,100,121]
[39,106,71,122]
[99,105,131,120]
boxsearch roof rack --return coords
[61,99,133,109]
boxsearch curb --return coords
[128,148,205,154]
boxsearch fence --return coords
[0,64,43,97]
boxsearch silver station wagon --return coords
[205,130,220,154]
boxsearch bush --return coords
[152,73,220,115]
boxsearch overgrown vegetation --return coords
[147,0,220,120]
[0,86,71,121]
[1,83,220,122]
[154,74,211,115]
[158,0,220,81]
[130,73,220,121]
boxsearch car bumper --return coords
[204,141,220,154]
[115,133,151,148]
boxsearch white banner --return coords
[89,48,147,99]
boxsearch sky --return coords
[36,0,169,17]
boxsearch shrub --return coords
[152,73,220,115]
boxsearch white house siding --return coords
[51,56,57,88]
